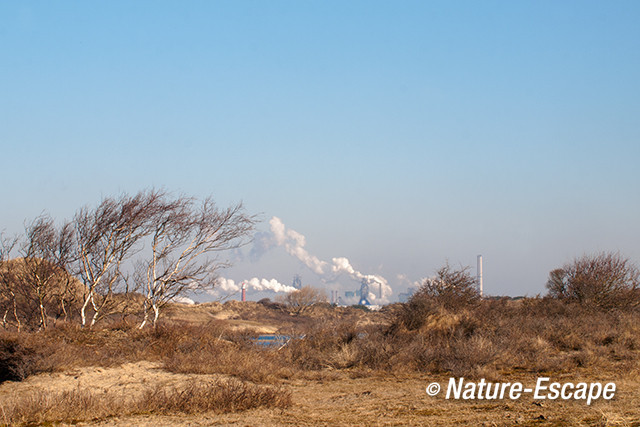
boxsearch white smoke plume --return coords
[269,217,328,275]
[215,277,297,294]
[267,217,392,302]
[330,256,391,302]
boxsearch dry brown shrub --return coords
[0,379,291,425]
[141,378,291,414]
[284,321,364,371]
[377,295,640,377]
[157,323,294,383]
[0,387,129,425]
[352,329,399,371]
[547,252,640,310]
[0,337,45,382]
[163,343,293,384]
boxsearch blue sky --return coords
[2,1,639,300]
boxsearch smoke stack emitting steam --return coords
[215,217,392,303]
[215,217,482,304]
[214,277,297,299]
[268,217,392,303]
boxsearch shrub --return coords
[419,263,480,309]
[0,338,38,382]
[0,336,55,383]
[279,285,327,316]
[395,263,479,331]
[547,252,640,310]
[141,378,292,414]
[0,378,291,425]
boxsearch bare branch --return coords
[136,194,255,328]
[74,189,163,327]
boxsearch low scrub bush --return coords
[0,378,291,425]
[395,263,480,331]
[142,378,291,414]
[0,387,126,425]
[0,338,42,382]
[547,252,640,310]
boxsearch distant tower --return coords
[292,275,302,290]
[358,278,371,305]
[241,282,247,302]
[477,255,483,298]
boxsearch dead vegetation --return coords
[0,378,290,425]
[0,296,639,425]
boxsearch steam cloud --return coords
[216,277,297,294]
[219,217,393,303]
[269,217,327,275]
[267,217,392,303]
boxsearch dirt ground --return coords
[2,361,638,426]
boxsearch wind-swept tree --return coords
[0,234,19,330]
[137,195,255,328]
[74,190,161,327]
[12,215,75,329]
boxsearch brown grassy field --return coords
[1,298,639,426]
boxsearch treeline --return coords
[0,190,255,331]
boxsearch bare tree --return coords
[280,285,327,316]
[52,221,79,323]
[0,234,20,330]
[137,196,255,328]
[74,190,160,327]
[546,252,640,310]
[12,216,76,330]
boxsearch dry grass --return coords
[1,297,639,424]
[0,378,291,425]
[0,387,127,425]
[141,378,291,414]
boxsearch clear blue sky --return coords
[2,1,639,299]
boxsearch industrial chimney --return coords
[476,255,483,298]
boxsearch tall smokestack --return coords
[477,255,483,298]
[241,282,247,302]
